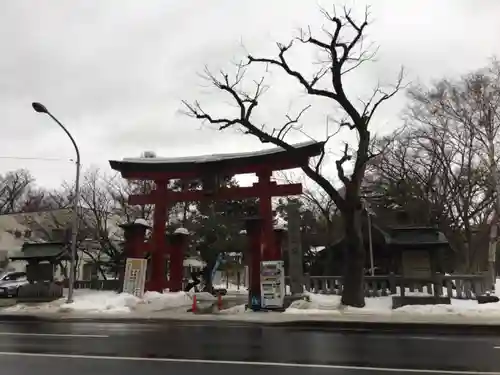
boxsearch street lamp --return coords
[32,102,81,303]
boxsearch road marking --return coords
[0,351,497,374]
[0,332,108,338]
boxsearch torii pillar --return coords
[256,170,280,261]
[245,217,263,310]
[148,180,169,292]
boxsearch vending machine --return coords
[260,260,285,309]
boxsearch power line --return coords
[0,156,74,162]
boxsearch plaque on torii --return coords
[109,141,324,293]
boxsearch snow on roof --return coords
[183,257,206,268]
[118,140,320,165]
[134,218,150,227]
[310,246,326,253]
[174,227,189,235]
[274,216,287,230]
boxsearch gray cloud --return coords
[1,0,499,188]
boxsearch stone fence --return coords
[291,274,488,300]
[68,273,489,301]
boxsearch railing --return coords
[67,274,488,300]
[286,274,488,300]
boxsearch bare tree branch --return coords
[183,6,404,307]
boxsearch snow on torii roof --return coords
[109,140,325,178]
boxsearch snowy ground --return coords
[3,289,216,314]
[1,281,500,324]
[219,281,500,321]
[283,291,500,318]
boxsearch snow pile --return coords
[136,291,194,312]
[59,291,140,314]
[284,291,500,317]
[5,299,66,313]
[394,299,500,317]
[218,304,248,314]
[288,292,341,312]
[4,290,201,314]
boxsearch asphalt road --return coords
[0,320,499,374]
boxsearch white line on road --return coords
[0,332,108,338]
[0,351,497,374]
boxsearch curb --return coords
[271,320,500,335]
[1,314,500,335]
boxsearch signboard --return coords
[401,251,432,279]
[260,260,285,309]
[123,258,148,298]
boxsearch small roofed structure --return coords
[10,242,70,283]
[386,227,451,276]
[10,242,70,263]
[9,242,68,301]
[309,225,453,276]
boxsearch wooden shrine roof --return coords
[109,140,325,179]
[9,242,70,261]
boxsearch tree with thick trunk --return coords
[183,6,403,307]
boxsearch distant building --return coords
[0,208,122,280]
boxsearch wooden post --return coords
[286,201,304,296]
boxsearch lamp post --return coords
[361,196,377,276]
[32,102,81,303]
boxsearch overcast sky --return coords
[1,0,499,189]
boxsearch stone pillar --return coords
[148,180,169,292]
[287,202,304,296]
[245,217,263,310]
[168,228,189,292]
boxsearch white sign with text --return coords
[123,258,148,298]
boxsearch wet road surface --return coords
[0,320,499,374]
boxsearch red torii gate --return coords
[109,141,324,293]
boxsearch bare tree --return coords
[0,169,34,214]
[405,60,500,277]
[277,171,340,244]
[183,6,403,306]
[76,168,125,279]
[369,64,500,272]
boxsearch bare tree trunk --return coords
[341,208,365,307]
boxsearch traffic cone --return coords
[217,294,223,311]
[192,295,197,313]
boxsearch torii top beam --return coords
[109,140,325,180]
